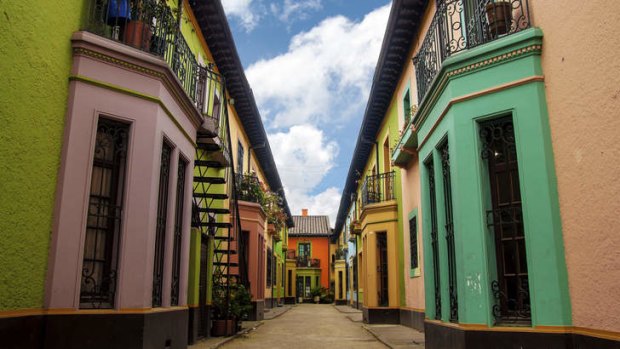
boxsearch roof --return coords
[289,216,332,237]
[333,0,427,235]
[190,0,294,227]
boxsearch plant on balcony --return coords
[485,0,512,37]
[237,172,264,204]
[262,191,286,232]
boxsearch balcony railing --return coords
[413,0,530,102]
[361,171,395,208]
[85,0,227,127]
[236,174,263,204]
[297,256,320,268]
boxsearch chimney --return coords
[301,208,308,217]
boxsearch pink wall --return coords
[46,32,199,310]
[530,1,620,333]
[238,201,266,301]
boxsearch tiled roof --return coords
[289,216,331,236]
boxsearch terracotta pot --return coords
[486,2,512,36]
[211,319,236,337]
[123,20,153,50]
[313,296,320,303]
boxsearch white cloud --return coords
[246,3,391,129]
[270,0,322,23]
[221,0,259,32]
[268,124,340,226]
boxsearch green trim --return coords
[407,208,418,221]
[297,241,311,258]
[69,75,197,146]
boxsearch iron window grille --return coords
[425,157,442,320]
[480,116,531,324]
[80,117,129,309]
[152,141,172,307]
[171,157,187,306]
[409,217,419,270]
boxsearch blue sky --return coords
[221,0,392,226]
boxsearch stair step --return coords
[214,249,237,255]
[193,192,229,200]
[194,176,226,184]
[214,261,239,267]
[197,222,232,229]
[213,235,232,240]
[194,160,226,168]
[197,207,230,215]
[196,142,222,151]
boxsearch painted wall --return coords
[393,32,426,312]
[530,0,620,333]
[287,236,330,289]
[0,0,86,312]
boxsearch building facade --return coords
[286,211,331,302]
[0,0,292,348]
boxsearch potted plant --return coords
[262,191,286,233]
[310,286,323,304]
[486,0,512,37]
[229,284,253,331]
[124,0,173,50]
[211,284,234,336]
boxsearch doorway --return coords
[377,233,388,306]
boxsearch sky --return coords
[221,0,392,227]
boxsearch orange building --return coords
[285,210,332,302]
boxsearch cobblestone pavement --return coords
[220,304,387,349]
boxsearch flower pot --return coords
[298,297,303,303]
[211,319,236,337]
[314,296,320,303]
[486,1,512,36]
[123,20,153,50]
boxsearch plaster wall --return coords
[238,201,266,301]
[0,0,85,311]
[530,0,620,332]
[46,35,197,310]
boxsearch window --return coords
[266,248,273,287]
[153,141,172,307]
[288,270,292,296]
[425,157,441,320]
[439,140,458,323]
[409,217,419,270]
[171,157,187,306]
[80,118,129,309]
[237,141,244,175]
[403,88,411,124]
[480,116,530,324]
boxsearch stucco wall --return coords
[531,0,620,332]
[0,0,85,311]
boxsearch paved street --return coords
[220,304,387,349]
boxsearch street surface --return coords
[221,304,387,349]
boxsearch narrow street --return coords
[219,304,386,349]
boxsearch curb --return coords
[362,324,393,349]
[264,305,292,320]
[211,321,264,348]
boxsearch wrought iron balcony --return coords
[236,174,263,204]
[413,0,530,103]
[85,0,224,122]
[361,171,395,208]
[297,256,320,268]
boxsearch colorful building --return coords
[286,210,331,302]
[336,0,620,348]
[0,0,292,347]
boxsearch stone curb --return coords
[209,321,264,349]
[362,324,393,349]
[264,305,293,320]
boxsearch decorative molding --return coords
[447,44,543,78]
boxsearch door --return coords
[296,276,303,300]
[377,233,388,306]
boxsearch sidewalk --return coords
[190,305,292,348]
[334,304,425,348]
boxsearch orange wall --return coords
[288,236,330,289]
